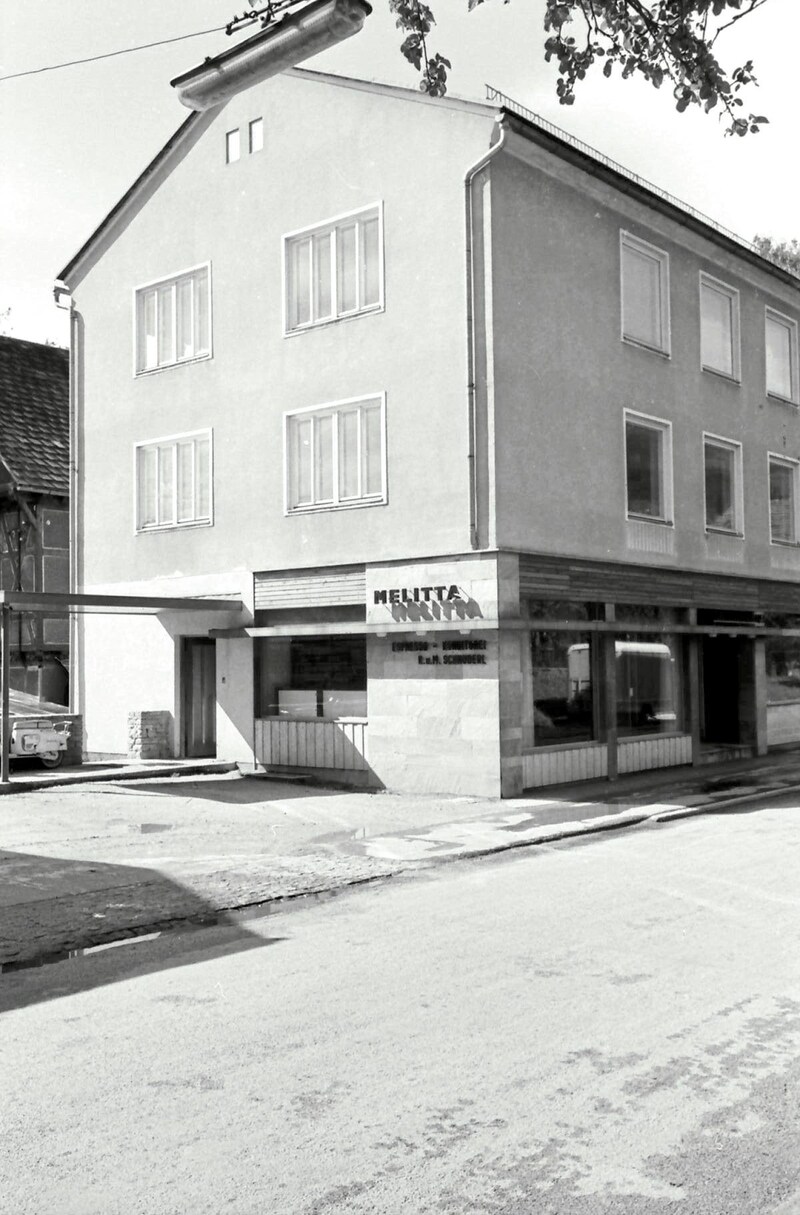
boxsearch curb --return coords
[4,778,799,973]
[647,780,800,822]
[0,760,238,795]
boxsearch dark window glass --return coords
[704,442,736,531]
[770,460,795,543]
[532,631,595,745]
[626,421,664,519]
[766,638,800,704]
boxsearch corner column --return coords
[602,606,617,781]
[688,609,703,766]
[1,604,10,784]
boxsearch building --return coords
[0,336,70,704]
[56,62,800,797]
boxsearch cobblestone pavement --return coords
[3,750,800,968]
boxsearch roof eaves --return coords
[498,104,800,291]
[57,107,220,290]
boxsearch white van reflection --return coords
[565,640,678,730]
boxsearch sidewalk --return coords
[3,748,800,970]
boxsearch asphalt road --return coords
[3,796,800,1214]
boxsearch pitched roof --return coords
[0,336,69,497]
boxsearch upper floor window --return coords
[620,231,670,355]
[769,454,799,544]
[284,204,383,334]
[700,274,740,381]
[703,434,743,535]
[225,129,241,164]
[135,430,212,532]
[135,264,211,375]
[285,395,386,513]
[249,118,264,153]
[624,410,673,523]
[766,308,799,404]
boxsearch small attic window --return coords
[249,118,264,154]
[225,129,240,164]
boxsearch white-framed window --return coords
[134,264,211,375]
[620,231,670,355]
[700,274,740,381]
[249,118,263,154]
[225,129,240,164]
[624,409,673,523]
[766,308,799,404]
[284,204,383,334]
[285,394,386,513]
[703,433,743,535]
[135,430,213,532]
[768,454,800,544]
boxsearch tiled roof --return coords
[0,336,69,497]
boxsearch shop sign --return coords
[371,584,484,623]
[391,638,488,666]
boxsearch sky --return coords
[1,0,797,347]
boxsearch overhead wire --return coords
[0,24,231,84]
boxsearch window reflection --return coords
[616,637,681,735]
[532,632,595,745]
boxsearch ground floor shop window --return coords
[255,636,367,719]
[531,631,596,745]
[765,638,800,704]
[615,636,683,735]
[530,629,684,745]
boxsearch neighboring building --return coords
[57,62,800,796]
[0,336,70,704]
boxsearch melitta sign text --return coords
[374,585,463,605]
[371,583,484,622]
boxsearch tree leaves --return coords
[396,0,770,136]
[753,235,800,276]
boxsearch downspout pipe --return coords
[464,115,506,550]
[54,281,79,716]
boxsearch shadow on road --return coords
[114,776,352,804]
[0,922,283,1015]
[0,847,278,1013]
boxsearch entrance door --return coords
[182,638,216,757]
[701,636,741,744]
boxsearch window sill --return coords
[702,365,741,385]
[627,513,673,527]
[770,538,800,549]
[621,335,671,359]
[287,497,387,516]
[705,527,743,538]
[284,304,384,338]
[136,519,213,534]
[767,391,799,408]
[135,352,212,378]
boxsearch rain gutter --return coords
[171,0,372,111]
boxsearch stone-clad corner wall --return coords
[363,552,525,798]
[127,710,173,761]
[366,632,503,798]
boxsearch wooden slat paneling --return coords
[518,552,800,613]
[254,566,366,610]
[255,717,369,772]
